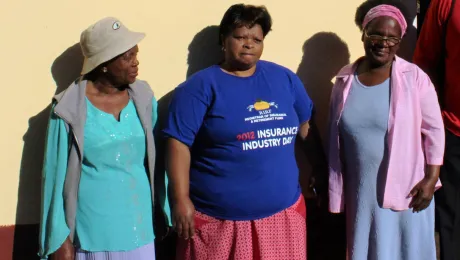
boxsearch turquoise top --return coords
[39,97,171,258]
[76,98,153,250]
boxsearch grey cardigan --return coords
[52,78,157,242]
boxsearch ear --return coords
[361,32,364,42]
[220,34,225,47]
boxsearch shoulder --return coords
[330,62,358,100]
[396,57,430,81]
[259,60,297,77]
[258,60,303,88]
[177,66,217,93]
[53,78,82,103]
[434,0,455,17]
[336,63,355,77]
[132,79,154,97]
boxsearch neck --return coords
[362,58,392,73]
[221,60,257,77]
[90,77,127,95]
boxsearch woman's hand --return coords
[308,170,328,208]
[173,196,196,240]
[52,237,74,260]
[408,176,437,213]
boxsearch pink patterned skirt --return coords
[176,195,307,260]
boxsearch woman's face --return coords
[363,16,402,67]
[222,24,264,70]
[105,45,140,85]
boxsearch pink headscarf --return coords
[362,4,407,37]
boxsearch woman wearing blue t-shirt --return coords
[164,4,313,260]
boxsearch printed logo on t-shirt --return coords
[238,99,296,151]
[244,100,287,124]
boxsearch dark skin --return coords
[167,24,311,240]
[220,24,264,77]
[86,45,140,121]
[302,113,329,205]
[356,17,440,213]
[51,45,140,260]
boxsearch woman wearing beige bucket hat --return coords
[38,17,171,260]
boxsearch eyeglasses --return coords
[364,31,401,47]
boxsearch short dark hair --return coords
[354,0,411,31]
[218,4,272,45]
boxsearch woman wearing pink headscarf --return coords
[327,0,445,259]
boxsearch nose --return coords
[133,56,139,67]
[243,39,254,49]
[381,39,390,48]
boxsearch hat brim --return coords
[81,31,145,75]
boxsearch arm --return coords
[301,112,329,198]
[39,106,73,259]
[327,80,345,213]
[409,71,445,212]
[165,138,194,239]
[152,97,172,239]
[420,71,445,167]
[413,0,451,88]
[162,78,210,239]
[291,74,325,196]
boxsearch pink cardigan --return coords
[328,56,445,213]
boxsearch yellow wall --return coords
[0,0,416,226]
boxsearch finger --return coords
[183,217,191,239]
[419,198,432,212]
[408,195,416,208]
[189,217,196,238]
[409,192,420,209]
[415,200,426,213]
[408,187,419,198]
[175,221,183,238]
[183,220,190,240]
[309,177,316,188]
[172,218,177,229]
[411,194,424,212]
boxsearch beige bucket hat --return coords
[80,17,145,75]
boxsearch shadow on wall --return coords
[157,25,223,130]
[397,0,417,61]
[11,43,83,260]
[296,32,350,260]
[154,25,223,260]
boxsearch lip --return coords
[372,49,387,57]
[129,70,138,77]
[240,53,255,56]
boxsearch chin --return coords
[237,59,258,70]
[127,77,137,84]
[369,55,392,67]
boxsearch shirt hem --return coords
[77,238,155,253]
[195,193,301,221]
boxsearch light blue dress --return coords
[339,76,436,260]
[74,98,154,255]
[39,97,170,259]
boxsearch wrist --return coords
[423,174,438,184]
[172,193,190,203]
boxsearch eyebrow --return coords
[367,29,400,38]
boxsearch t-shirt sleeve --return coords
[413,0,452,87]
[162,75,211,147]
[291,73,313,124]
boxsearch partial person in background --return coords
[163,4,315,260]
[328,1,445,259]
[414,0,460,259]
[38,17,171,260]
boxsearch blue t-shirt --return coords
[163,60,313,220]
